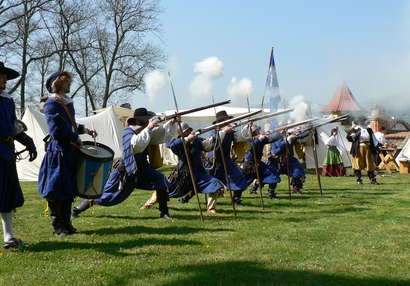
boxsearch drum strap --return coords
[50,96,78,134]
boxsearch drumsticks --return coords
[92,122,98,154]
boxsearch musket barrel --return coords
[165,100,231,119]
[195,109,264,135]
[231,108,295,128]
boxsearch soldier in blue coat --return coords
[71,108,179,220]
[267,129,309,194]
[1,62,37,249]
[38,71,97,237]
[206,110,250,206]
[140,122,225,213]
[240,125,282,200]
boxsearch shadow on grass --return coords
[104,260,410,286]
[79,225,231,236]
[27,237,201,256]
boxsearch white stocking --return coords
[1,212,14,242]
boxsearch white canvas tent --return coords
[396,133,410,165]
[16,106,126,181]
[304,119,352,169]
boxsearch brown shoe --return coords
[207,209,219,214]
[140,204,150,210]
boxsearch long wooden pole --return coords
[249,125,265,209]
[311,130,323,195]
[247,96,264,209]
[285,132,292,201]
[212,95,236,216]
[168,72,204,221]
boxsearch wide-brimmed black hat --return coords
[0,62,19,80]
[132,107,156,120]
[212,110,233,124]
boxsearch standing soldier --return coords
[346,116,380,185]
[1,62,37,248]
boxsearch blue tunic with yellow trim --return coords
[205,130,247,191]
[38,97,84,200]
[243,133,281,186]
[268,137,306,179]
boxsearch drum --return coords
[76,141,115,199]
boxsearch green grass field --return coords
[1,167,410,286]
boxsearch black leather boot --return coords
[249,182,258,195]
[47,199,69,237]
[291,178,303,194]
[354,169,363,184]
[176,191,192,204]
[157,189,173,219]
[233,190,244,206]
[368,171,380,185]
[62,198,77,234]
[267,183,279,200]
[71,199,92,218]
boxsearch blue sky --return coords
[133,0,410,113]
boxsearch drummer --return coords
[71,107,179,220]
[38,71,97,237]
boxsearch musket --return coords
[267,117,320,135]
[126,100,231,127]
[230,108,295,129]
[210,95,237,216]
[168,72,204,221]
[194,109,264,135]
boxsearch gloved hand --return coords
[14,133,37,161]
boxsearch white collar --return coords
[0,90,12,99]
[51,93,74,105]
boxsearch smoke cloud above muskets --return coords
[145,70,166,102]
[227,77,254,105]
[288,95,309,123]
[188,56,224,100]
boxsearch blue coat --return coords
[243,133,282,186]
[166,137,224,198]
[205,130,247,191]
[38,97,85,200]
[268,136,306,179]
[0,95,24,212]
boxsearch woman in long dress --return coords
[322,128,344,176]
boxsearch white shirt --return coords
[324,135,338,147]
[131,120,176,153]
[374,132,386,145]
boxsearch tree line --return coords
[0,0,166,117]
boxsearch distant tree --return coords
[95,0,166,108]
[1,0,166,116]
[0,0,54,116]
